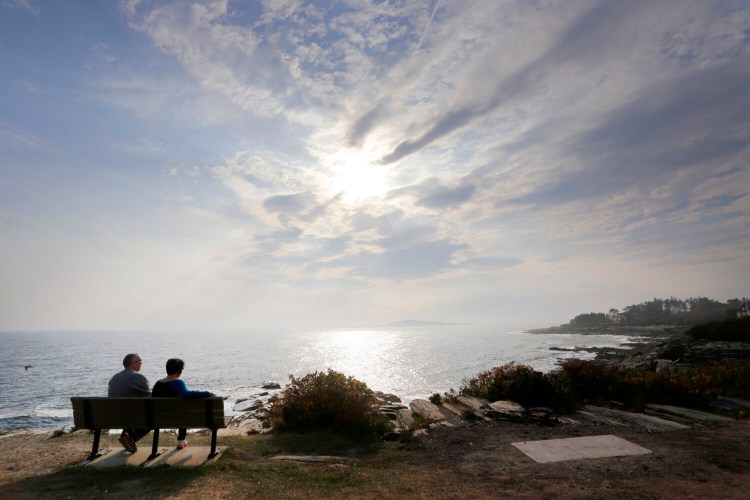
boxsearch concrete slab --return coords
[85,446,226,467]
[512,435,651,463]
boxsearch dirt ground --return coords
[403,417,750,498]
[1,418,749,498]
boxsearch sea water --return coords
[0,326,640,431]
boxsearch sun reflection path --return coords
[302,329,425,397]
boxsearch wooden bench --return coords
[71,397,228,461]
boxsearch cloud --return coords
[417,184,476,210]
[0,121,59,155]
[346,101,389,147]
[327,239,465,280]
[127,1,291,115]
[459,256,522,270]
[263,192,315,214]
[510,56,750,208]
[2,0,39,16]
[377,0,655,165]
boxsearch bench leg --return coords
[209,429,218,458]
[148,429,161,460]
[87,429,101,461]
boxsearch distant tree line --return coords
[569,297,749,327]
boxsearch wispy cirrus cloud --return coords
[3,0,749,329]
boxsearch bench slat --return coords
[72,412,226,428]
[71,397,227,429]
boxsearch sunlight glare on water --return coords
[0,327,647,430]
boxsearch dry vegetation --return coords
[1,417,749,499]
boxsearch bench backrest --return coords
[71,397,226,430]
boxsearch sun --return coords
[329,150,389,202]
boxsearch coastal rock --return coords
[396,408,415,429]
[262,382,281,390]
[379,403,408,424]
[412,428,428,438]
[409,399,452,426]
[237,399,264,412]
[582,405,689,432]
[441,402,465,418]
[488,400,525,417]
[644,404,733,423]
[457,396,489,411]
[653,359,677,373]
[375,391,402,403]
[237,417,266,434]
[254,407,270,420]
[449,396,492,421]
[594,332,750,371]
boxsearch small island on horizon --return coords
[384,319,468,327]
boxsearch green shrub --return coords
[459,362,560,408]
[687,317,750,341]
[554,358,750,410]
[460,408,478,420]
[429,393,442,404]
[685,359,750,399]
[441,389,459,404]
[267,369,392,438]
[554,359,615,405]
[50,427,67,438]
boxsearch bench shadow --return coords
[0,455,218,498]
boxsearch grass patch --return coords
[9,464,205,499]
[4,432,406,499]
[687,317,750,341]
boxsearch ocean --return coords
[0,326,641,431]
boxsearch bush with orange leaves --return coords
[459,359,750,412]
[268,369,392,438]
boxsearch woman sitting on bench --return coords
[152,358,214,449]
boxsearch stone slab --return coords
[270,455,356,463]
[85,446,226,467]
[512,435,651,463]
[409,399,448,423]
[489,400,524,414]
[645,404,733,422]
[583,405,689,431]
[457,396,489,411]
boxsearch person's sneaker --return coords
[118,431,137,453]
[176,439,187,450]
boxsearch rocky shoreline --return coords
[579,326,749,371]
[223,324,750,437]
[528,323,690,337]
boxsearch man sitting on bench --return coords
[108,353,150,453]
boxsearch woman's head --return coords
[165,358,185,375]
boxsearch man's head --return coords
[165,358,184,376]
[123,353,143,371]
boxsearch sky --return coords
[1,0,749,331]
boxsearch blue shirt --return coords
[152,379,211,399]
